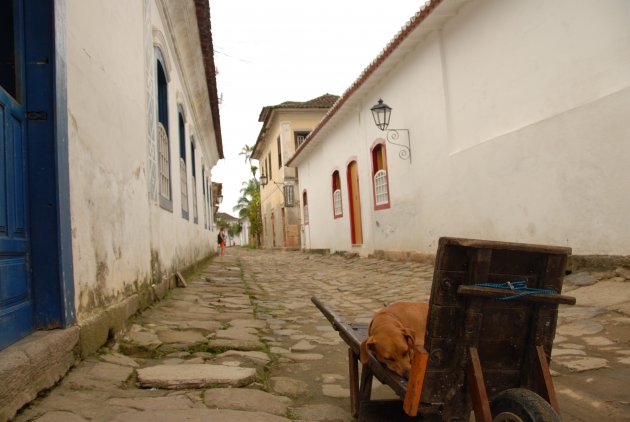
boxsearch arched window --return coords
[332,170,343,218]
[178,106,188,219]
[156,47,172,210]
[372,143,390,209]
[303,191,309,225]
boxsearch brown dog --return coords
[359,302,429,378]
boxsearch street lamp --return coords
[370,98,392,131]
[217,194,223,204]
[370,98,411,162]
[259,174,268,186]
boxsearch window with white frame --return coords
[332,170,343,218]
[284,184,294,206]
[374,170,388,205]
[372,143,390,209]
[294,131,310,150]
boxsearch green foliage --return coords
[234,144,262,245]
[239,144,257,178]
[228,222,242,238]
[216,219,230,229]
[233,178,262,246]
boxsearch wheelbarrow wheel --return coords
[491,388,561,422]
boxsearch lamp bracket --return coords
[384,128,411,162]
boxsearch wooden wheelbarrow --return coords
[312,237,576,421]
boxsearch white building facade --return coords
[289,0,630,257]
[68,0,222,320]
[1,0,222,418]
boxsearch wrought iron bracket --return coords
[384,128,411,162]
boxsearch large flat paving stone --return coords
[203,388,289,415]
[136,364,256,389]
[206,339,265,351]
[214,327,259,342]
[119,329,162,356]
[111,409,291,422]
[291,403,348,421]
[32,411,87,422]
[176,320,222,333]
[212,350,271,369]
[99,353,139,368]
[61,361,134,390]
[270,377,309,397]
[556,320,604,337]
[156,329,207,345]
[106,395,194,411]
[570,280,630,308]
[229,319,268,329]
[554,356,609,372]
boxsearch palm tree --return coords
[239,144,257,177]
[233,178,262,246]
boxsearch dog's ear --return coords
[402,328,415,350]
[360,337,375,364]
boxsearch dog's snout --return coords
[402,369,410,380]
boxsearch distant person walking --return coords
[217,227,226,256]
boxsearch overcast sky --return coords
[210,0,427,215]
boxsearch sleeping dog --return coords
[359,302,429,378]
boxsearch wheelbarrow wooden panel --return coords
[421,238,572,419]
[312,237,574,421]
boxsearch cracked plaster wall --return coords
[66,0,217,320]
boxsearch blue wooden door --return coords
[0,0,33,350]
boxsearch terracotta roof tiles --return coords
[258,93,340,122]
[193,0,224,159]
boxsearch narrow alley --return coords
[13,248,630,422]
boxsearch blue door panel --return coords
[0,300,32,350]
[10,112,26,237]
[0,256,28,304]
[0,0,32,349]
[0,104,6,234]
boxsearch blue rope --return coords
[475,281,558,300]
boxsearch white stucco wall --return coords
[296,0,630,257]
[66,0,220,318]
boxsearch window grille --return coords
[284,184,294,206]
[158,123,170,200]
[294,131,310,149]
[192,176,198,221]
[374,169,389,205]
[333,189,342,216]
[180,159,188,213]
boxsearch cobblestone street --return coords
[14,248,630,421]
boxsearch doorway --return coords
[0,0,32,349]
[347,161,363,245]
[0,0,72,350]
